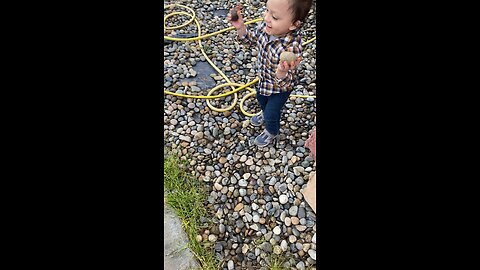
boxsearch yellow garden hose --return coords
[164,3,316,117]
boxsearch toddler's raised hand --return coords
[227,5,244,29]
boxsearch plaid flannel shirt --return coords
[239,21,302,96]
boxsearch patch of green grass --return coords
[267,253,315,270]
[164,152,219,270]
[201,44,211,55]
[266,254,288,270]
[252,235,268,248]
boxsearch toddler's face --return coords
[263,0,298,36]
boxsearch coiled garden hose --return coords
[164,3,316,117]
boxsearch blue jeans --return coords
[256,91,291,135]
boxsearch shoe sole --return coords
[254,137,277,148]
[255,142,268,148]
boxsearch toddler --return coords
[228,0,313,147]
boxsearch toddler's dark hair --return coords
[288,0,313,23]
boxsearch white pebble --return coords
[279,194,288,204]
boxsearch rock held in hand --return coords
[230,10,239,21]
[280,51,297,63]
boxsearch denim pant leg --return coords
[256,92,268,112]
[263,91,291,135]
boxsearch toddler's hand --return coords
[227,5,245,29]
[277,55,302,74]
